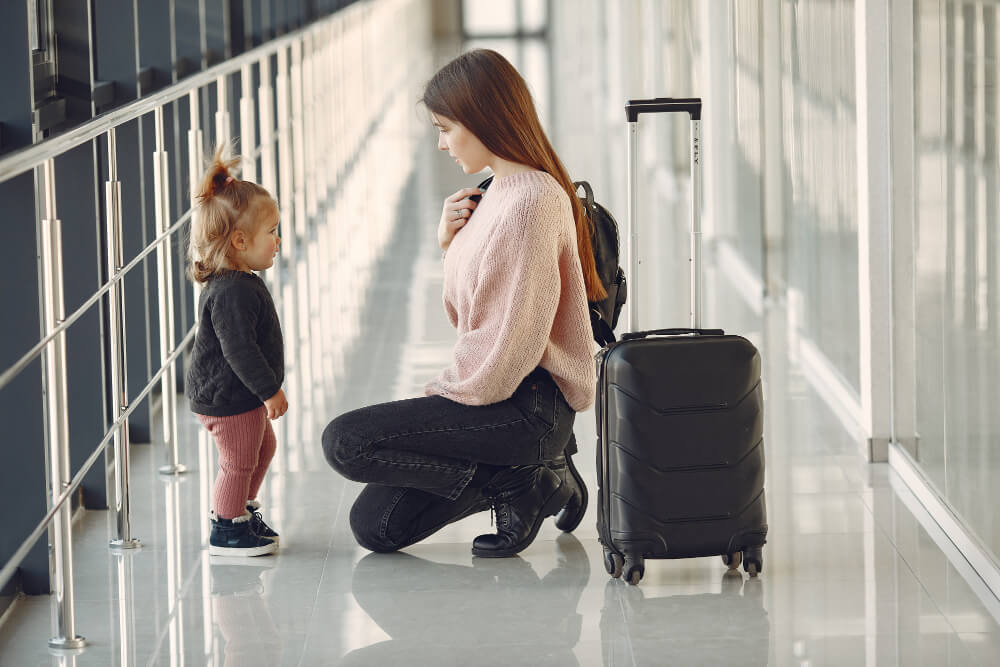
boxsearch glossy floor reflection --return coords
[5,34,1000,667]
[3,136,1000,664]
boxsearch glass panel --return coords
[728,0,765,278]
[908,0,1000,561]
[781,0,860,392]
[462,0,518,35]
[520,0,547,34]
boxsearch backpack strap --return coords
[590,308,617,347]
[574,181,595,210]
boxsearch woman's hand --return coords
[264,389,288,420]
[438,188,483,252]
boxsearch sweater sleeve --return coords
[211,284,282,402]
[426,191,563,405]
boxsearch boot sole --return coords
[471,482,573,558]
[209,542,277,557]
[555,454,589,533]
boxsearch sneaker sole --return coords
[471,482,573,558]
[555,454,589,533]
[209,542,277,557]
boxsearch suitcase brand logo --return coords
[693,136,700,164]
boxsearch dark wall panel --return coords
[0,1,33,151]
[137,1,173,94]
[173,0,202,79]
[92,0,138,111]
[205,0,228,64]
[97,122,153,444]
[56,142,109,509]
[0,174,50,595]
[53,0,95,124]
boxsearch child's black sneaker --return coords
[209,511,277,557]
[246,500,280,543]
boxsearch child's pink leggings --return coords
[198,406,276,519]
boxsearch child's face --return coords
[240,198,281,272]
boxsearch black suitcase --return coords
[596,98,767,585]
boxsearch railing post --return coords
[290,42,306,241]
[258,56,281,298]
[154,106,187,476]
[289,40,313,414]
[275,47,294,265]
[216,75,231,149]
[274,46,299,445]
[163,475,185,663]
[258,57,277,201]
[39,158,87,651]
[188,89,205,310]
[105,128,141,551]
[240,63,257,183]
[112,547,137,666]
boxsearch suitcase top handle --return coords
[620,327,725,341]
[626,97,702,122]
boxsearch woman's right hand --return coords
[438,188,483,252]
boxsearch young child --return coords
[185,147,286,557]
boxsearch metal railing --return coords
[0,0,425,651]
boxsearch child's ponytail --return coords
[188,146,271,282]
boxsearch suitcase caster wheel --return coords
[722,551,742,570]
[603,547,624,579]
[742,546,763,578]
[623,557,644,586]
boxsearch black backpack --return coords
[475,176,626,347]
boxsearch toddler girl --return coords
[185,147,286,557]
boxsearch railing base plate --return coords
[109,538,142,551]
[48,636,86,651]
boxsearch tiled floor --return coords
[3,142,1000,665]
[4,32,1000,667]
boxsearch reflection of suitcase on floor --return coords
[600,574,770,666]
[596,98,767,585]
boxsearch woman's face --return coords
[432,114,491,174]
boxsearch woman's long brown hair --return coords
[422,49,606,301]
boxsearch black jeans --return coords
[323,367,576,552]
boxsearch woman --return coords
[323,49,602,557]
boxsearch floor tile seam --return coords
[0,593,37,639]
[826,453,862,492]
[854,481,971,640]
[611,583,640,667]
[772,490,876,496]
[299,478,349,667]
[767,626,966,639]
[139,544,211,666]
[781,472,966,631]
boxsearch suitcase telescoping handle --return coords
[620,327,723,341]
[625,97,702,333]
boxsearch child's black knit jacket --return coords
[185,270,284,417]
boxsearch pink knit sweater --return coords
[425,170,596,411]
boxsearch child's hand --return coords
[264,389,288,420]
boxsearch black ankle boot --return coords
[472,465,572,558]
[548,450,588,533]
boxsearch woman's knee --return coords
[349,488,408,553]
[321,411,369,479]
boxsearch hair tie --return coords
[224,176,235,184]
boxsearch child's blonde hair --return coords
[188,146,274,282]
